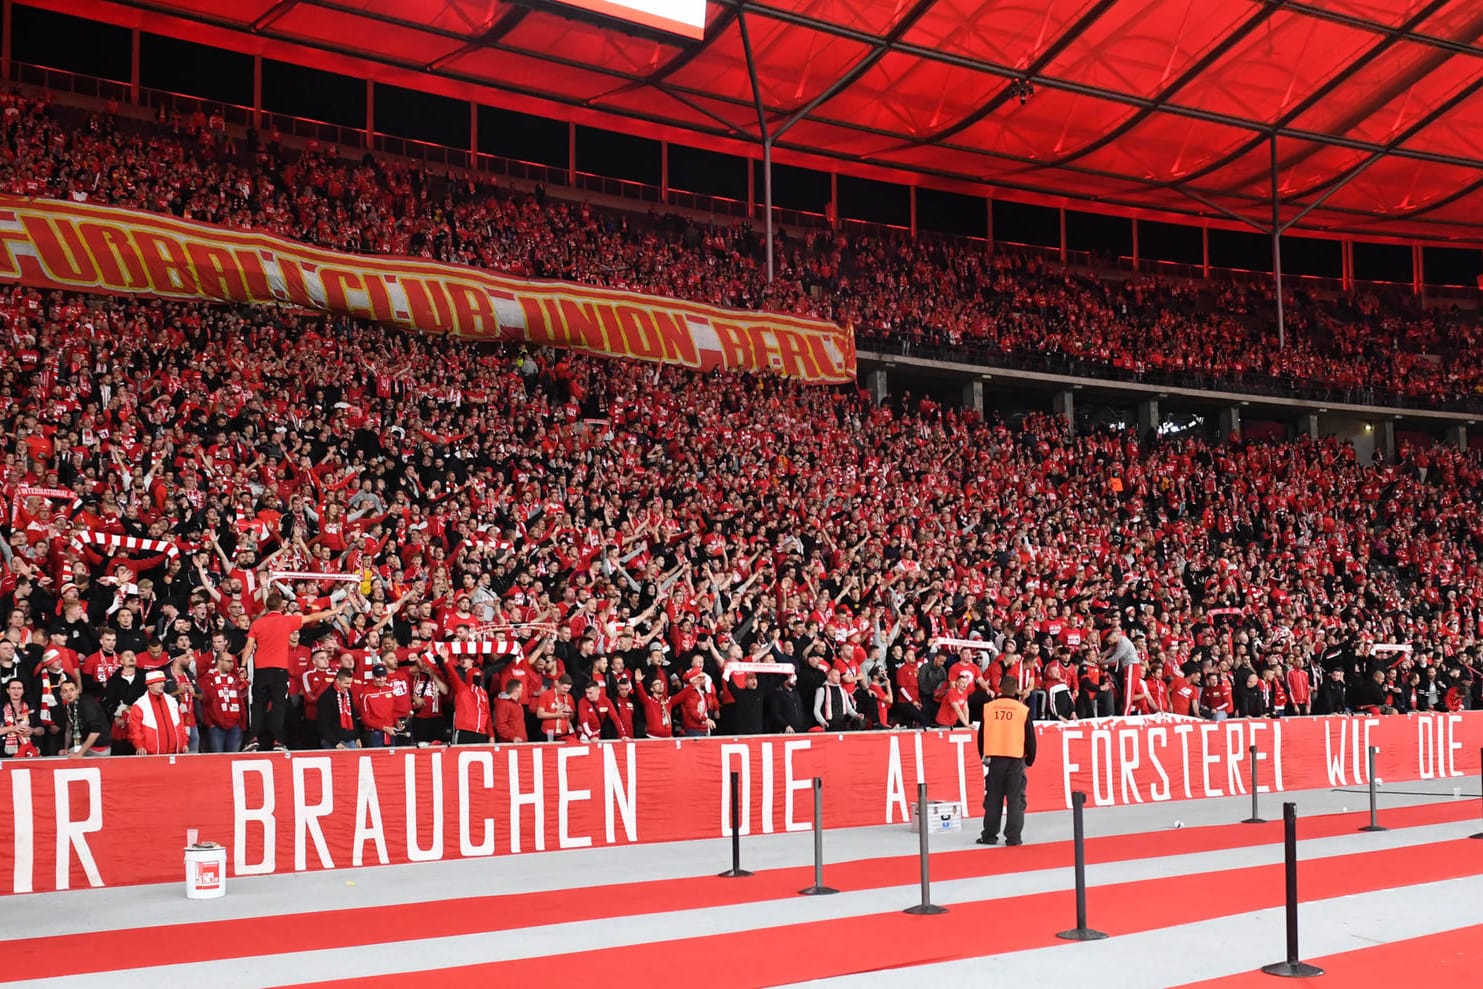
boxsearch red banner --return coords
[2,713,1479,894]
[0,196,855,384]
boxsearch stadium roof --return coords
[58,0,1483,243]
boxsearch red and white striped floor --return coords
[3,782,1481,988]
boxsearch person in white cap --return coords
[127,670,188,755]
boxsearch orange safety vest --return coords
[981,697,1028,759]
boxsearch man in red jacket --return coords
[359,665,401,747]
[575,681,610,742]
[494,679,527,742]
[608,679,637,739]
[425,652,494,744]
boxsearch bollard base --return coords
[1470,833,1483,840]
[903,903,948,915]
[1357,824,1388,832]
[799,885,839,896]
[1242,817,1268,824]
[1056,927,1108,941]
[717,868,753,878]
[1261,961,1324,978]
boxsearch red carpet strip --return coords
[1176,921,1483,989]
[5,799,1475,983]
[279,837,1483,989]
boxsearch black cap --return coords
[371,663,388,677]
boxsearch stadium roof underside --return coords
[61,0,1483,243]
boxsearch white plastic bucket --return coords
[184,844,227,899]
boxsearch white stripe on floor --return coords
[6,821,1479,989]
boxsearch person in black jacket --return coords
[1312,666,1349,715]
[1234,673,1266,718]
[725,673,768,735]
[317,669,362,749]
[104,654,149,754]
[764,675,807,734]
[56,680,111,757]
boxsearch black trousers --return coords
[982,756,1028,842]
[250,668,290,748]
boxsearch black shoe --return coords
[1005,838,1024,846]
[240,739,260,752]
[975,835,999,845]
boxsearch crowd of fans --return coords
[1,89,1482,758]
[1,276,1481,755]
[2,91,1481,406]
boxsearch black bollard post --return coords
[799,777,838,895]
[1261,802,1324,979]
[1357,746,1387,833]
[1056,791,1107,941]
[1471,747,1483,841]
[718,770,753,878]
[903,783,947,915]
[1243,744,1267,824]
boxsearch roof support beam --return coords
[251,0,300,33]
[736,0,1483,173]
[737,4,773,283]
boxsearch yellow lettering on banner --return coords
[745,324,780,373]
[651,310,700,366]
[402,276,456,334]
[0,197,853,384]
[558,298,614,354]
[133,229,197,295]
[80,222,150,291]
[448,282,500,339]
[186,241,250,303]
[712,321,752,371]
[776,328,821,381]
[614,305,662,360]
[19,214,97,285]
[321,267,368,318]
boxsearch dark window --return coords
[574,125,660,185]
[478,105,568,168]
[140,34,252,107]
[13,5,129,81]
[262,59,365,129]
[375,84,470,149]
[993,199,1059,248]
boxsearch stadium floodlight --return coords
[538,0,707,40]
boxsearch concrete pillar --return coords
[909,185,917,239]
[1059,207,1067,263]
[1376,420,1397,464]
[1201,226,1210,279]
[129,28,140,104]
[961,380,984,417]
[660,139,668,203]
[252,55,263,129]
[1,0,12,83]
[1298,414,1320,440]
[1131,218,1140,272]
[986,197,994,252]
[366,80,375,148]
[1137,398,1160,438]
[866,369,888,406]
[1449,424,1468,452]
[568,120,577,182]
[1218,406,1242,442]
[830,172,838,230]
[747,157,755,218]
[1053,389,1075,434]
[470,102,479,161]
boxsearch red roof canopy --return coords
[51,0,1483,244]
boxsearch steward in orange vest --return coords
[976,678,1037,846]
